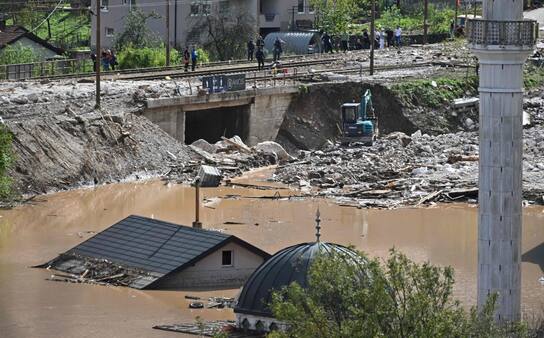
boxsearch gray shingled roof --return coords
[64,215,269,289]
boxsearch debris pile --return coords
[274,127,544,208]
[43,253,154,287]
[165,137,291,182]
[184,295,236,309]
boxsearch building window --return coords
[309,3,315,13]
[201,2,211,16]
[190,2,200,16]
[298,0,304,13]
[101,0,109,8]
[105,27,114,37]
[123,0,136,5]
[222,250,232,266]
[219,1,230,15]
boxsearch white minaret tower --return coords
[467,1,538,321]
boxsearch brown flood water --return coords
[1,172,544,337]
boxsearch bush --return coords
[116,45,180,69]
[196,48,210,64]
[391,75,478,109]
[0,125,14,199]
[0,43,40,65]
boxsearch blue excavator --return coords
[339,89,378,146]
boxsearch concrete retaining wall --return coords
[143,86,299,146]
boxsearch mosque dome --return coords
[234,241,362,318]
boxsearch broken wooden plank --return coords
[94,273,125,282]
[220,136,252,154]
[447,154,479,164]
[416,190,443,206]
[446,187,478,199]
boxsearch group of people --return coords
[182,46,199,72]
[321,26,402,53]
[247,35,269,70]
[91,50,117,72]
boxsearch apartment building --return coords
[91,0,316,49]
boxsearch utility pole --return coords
[370,0,375,75]
[468,0,537,321]
[423,0,428,44]
[95,0,101,109]
[166,0,171,66]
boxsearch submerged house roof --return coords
[0,25,64,55]
[55,215,270,289]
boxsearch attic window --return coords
[222,250,232,266]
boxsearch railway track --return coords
[25,53,333,82]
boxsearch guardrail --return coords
[466,19,538,46]
[0,59,94,81]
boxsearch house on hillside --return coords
[90,0,316,49]
[0,24,64,61]
[45,215,270,289]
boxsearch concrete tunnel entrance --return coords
[184,105,251,144]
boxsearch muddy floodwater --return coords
[1,174,544,337]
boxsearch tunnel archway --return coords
[184,105,251,144]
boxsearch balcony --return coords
[466,19,538,46]
[260,13,280,28]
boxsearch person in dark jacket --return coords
[247,39,255,61]
[256,35,264,49]
[91,53,98,72]
[109,50,118,70]
[362,30,370,49]
[256,47,265,70]
[273,37,283,61]
[386,29,394,48]
[183,47,190,72]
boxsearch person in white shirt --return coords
[395,26,402,47]
[379,29,385,49]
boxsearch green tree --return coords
[114,9,161,50]
[187,10,255,61]
[270,249,528,338]
[310,0,359,35]
[0,43,40,65]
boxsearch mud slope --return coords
[9,113,189,195]
[276,82,417,151]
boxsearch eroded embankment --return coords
[9,113,190,195]
[276,82,417,152]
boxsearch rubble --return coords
[41,253,155,287]
[274,124,544,208]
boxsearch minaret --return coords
[467,1,538,321]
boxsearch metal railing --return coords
[0,59,94,81]
[466,19,538,46]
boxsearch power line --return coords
[28,0,65,33]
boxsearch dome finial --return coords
[315,207,321,242]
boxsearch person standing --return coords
[386,28,394,48]
[341,32,349,52]
[256,47,265,70]
[273,37,283,61]
[247,39,255,61]
[109,50,118,71]
[379,29,385,49]
[256,35,264,50]
[183,47,190,72]
[362,30,370,49]
[395,25,402,47]
[101,50,110,71]
[191,46,198,71]
[91,53,98,72]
